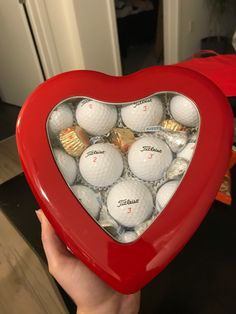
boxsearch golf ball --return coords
[71,185,100,219]
[170,95,199,127]
[177,142,196,161]
[107,180,153,227]
[79,143,123,187]
[121,96,163,132]
[48,104,74,135]
[53,148,77,185]
[128,137,173,181]
[119,231,138,243]
[76,99,117,135]
[156,180,180,209]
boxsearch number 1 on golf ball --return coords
[76,99,117,135]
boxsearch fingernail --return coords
[35,210,42,222]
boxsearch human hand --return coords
[36,209,140,314]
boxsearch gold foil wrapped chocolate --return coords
[161,119,187,132]
[109,128,135,152]
[59,126,89,157]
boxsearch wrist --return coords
[76,290,140,314]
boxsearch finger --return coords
[36,209,72,266]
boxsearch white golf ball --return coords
[71,185,100,219]
[76,99,117,135]
[79,143,123,187]
[128,137,173,181]
[53,148,77,185]
[177,142,196,161]
[121,96,163,132]
[48,104,74,135]
[156,180,180,209]
[170,95,199,127]
[119,231,138,243]
[107,180,153,227]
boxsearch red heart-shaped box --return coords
[16,66,233,294]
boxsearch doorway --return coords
[114,0,163,75]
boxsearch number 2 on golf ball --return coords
[79,143,123,187]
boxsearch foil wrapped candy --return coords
[156,129,188,153]
[59,126,89,157]
[166,158,189,180]
[98,206,120,237]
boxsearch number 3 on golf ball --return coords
[107,180,153,228]
[128,137,173,181]
[121,96,163,132]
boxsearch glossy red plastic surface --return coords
[16,66,233,294]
